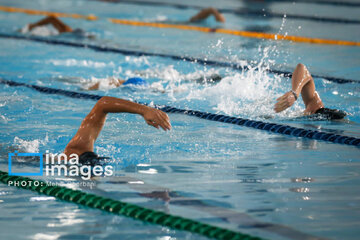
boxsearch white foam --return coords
[49,59,115,68]
[13,137,40,153]
[179,45,305,119]
[13,135,48,153]
[186,69,279,117]
[0,114,8,124]
[122,59,302,119]
[124,56,150,66]
[85,76,123,90]
[125,54,287,118]
[21,24,59,37]
[126,65,221,95]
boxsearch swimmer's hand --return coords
[274,91,296,113]
[142,106,171,131]
[212,8,226,23]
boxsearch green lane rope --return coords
[0,170,263,240]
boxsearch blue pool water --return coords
[0,0,359,239]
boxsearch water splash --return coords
[20,24,59,37]
[48,59,115,68]
[13,135,48,153]
[183,44,303,118]
[107,47,302,119]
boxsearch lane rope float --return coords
[0,5,359,46]
[97,0,360,24]
[0,33,357,85]
[1,78,359,147]
[0,170,262,240]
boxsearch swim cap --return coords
[314,108,347,120]
[123,77,148,86]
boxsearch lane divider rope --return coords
[0,170,262,240]
[98,0,360,24]
[250,0,360,7]
[0,33,357,85]
[1,78,359,147]
[109,18,360,46]
[0,5,359,46]
[0,5,97,20]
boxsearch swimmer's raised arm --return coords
[274,63,324,114]
[65,96,171,157]
[29,16,72,33]
[189,7,225,23]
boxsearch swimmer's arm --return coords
[114,79,126,87]
[274,63,323,113]
[29,16,72,33]
[65,97,171,156]
[189,8,225,23]
[87,82,100,90]
[99,97,171,130]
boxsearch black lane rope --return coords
[0,33,358,85]
[96,0,360,24]
[1,78,359,147]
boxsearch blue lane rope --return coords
[0,33,357,85]
[99,0,360,24]
[1,78,359,147]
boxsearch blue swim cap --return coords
[123,77,148,86]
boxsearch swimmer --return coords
[64,96,171,164]
[274,63,346,120]
[20,16,95,38]
[87,77,148,90]
[98,2,225,23]
[189,7,226,23]
[153,7,225,24]
[86,73,223,90]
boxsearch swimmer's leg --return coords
[29,16,73,33]
[189,8,225,23]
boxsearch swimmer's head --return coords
[194,73,223,84]
[315,108,347,120]
[71,28,96,39]
[123,77,149,87]
[209,74,222,82]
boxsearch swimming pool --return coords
[0,0,359,239]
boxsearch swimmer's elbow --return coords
[295,63,311,75]
[97,96,112,105]
[296,63,306,70]
[94,96,112,113]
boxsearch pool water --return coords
[0,0,359,239]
